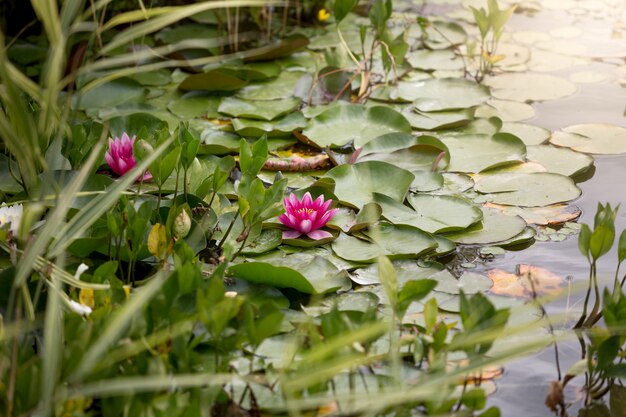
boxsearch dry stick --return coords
[522,265,563,381]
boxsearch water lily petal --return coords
[282,230,302,239]
[301,192,313,207]
[299,219,313,233]
[306,229,333,240]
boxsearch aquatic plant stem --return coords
[575,262,596,329]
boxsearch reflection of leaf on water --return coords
[487,264,564,298]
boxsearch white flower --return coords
[68,300,92,316]
[74,263,89,280]
[0,203,23,236]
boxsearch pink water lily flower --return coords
[105,133,152,181]
[278,192,338,240]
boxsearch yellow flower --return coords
[318,8,331,22]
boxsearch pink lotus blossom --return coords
[278,192,338,240]
[105,133,152,181]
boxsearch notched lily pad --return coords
[550,124,626,155]
[444,207,526,244]
[218,97,302,121]
[392,78,489,111]
[439,133,526,173]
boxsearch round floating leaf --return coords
[526,145,594,177]
[168,93,221,118]
[439,133,526,173]
[76,78,145,110]
[374,193,481,234]
[232,112,307,138]
[392,78,489,111]
[475,99,536,122]
[569,71,607,84]
[324,161,414,208]
[501,122,550,146]
[549,124,626,154]
[352,259,448,286]
[360,133,419,156]
[483,203,581,226]
[228,255,350,294]
[241,229,283,255]
[402,108,475,130]
[218,97,301,121]
[423,21,467,49]
[406,49,465,71]
[281,228,339,247]
[237,71,304,100]
[130,69,172,86]
[485,73,577,102]
[199,129,241,154]
[429,173,475,196]
[434,271,493,295]
[331,225,437,263]
[301,104,412,148]
[474,172,581,207]
[178,68,248,92]
[444,207,526,244]
[302,292,380,316]
[496,227,537,247]
[407,194,483,233]
[412,171,444,192]
[360,136,449,172]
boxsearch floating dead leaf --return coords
[483,203,581,226]
[487,265,564,298]
[450,361,504,383]
[316,402,339,416]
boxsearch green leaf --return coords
[302,104,412,148]
[218,97,301,121]
[334,0,359,23]
[439,133,526,173]
[589,225,615,261]
[550,124,626,155]
[324,161,414,208]
[397,279,437,315]
[579,223,592,260]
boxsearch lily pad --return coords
[411,171,444,192]
[373,193,481,234]
[483,203,581,226]
[439,133,526,173]
[406,49,465,71]
[178,68,248,92]
[549,124,626,154]
[475,99,536,122]
[241,229,283,255]
[301,104,412,148]
[402,108,475,131]
[444,207,527,244]
[236,71,305,100]
[228,255,350,294]
[324,161,414,208]
[232,112,307,137]
[359,136,449,171]
[218,97,301,121]
[351,259,447,286]
[331,224,438,263]
[526,145,594,177]
[392,78,489,111]
[485,73,577,102]
[474,172,581,207]
[501,122,551,146]
[434,271,493,295]
[168,93,221,118]
[423,21,467,49]
[76,78,145,110]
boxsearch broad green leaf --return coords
[485,73,577,102]
[301,104,411,148]
[550,124,626,154]
[232,112,307,138]
[526,145,593,177]
[444,207,527,244]
[439,133,526,173]
[324,161,414,208]
[475,172,581,207]
[218,97,301,121]
[228,255,350,294]
[236,70,304,100]
[501,122,550,146]
[392,78,489,111]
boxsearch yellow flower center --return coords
[297,208,315,215]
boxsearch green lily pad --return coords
[199,129,242,154]
[178,68,248,92]
[168,93,221,118]
[501,122,551,146]
[351,259,447,286]
[444,207,527,244]
[302,292,380,316]
[439,133,526,173]
[130,69,172,86]
[360,133,419,156]
[324,161,415,208]
[218,97,301,121]
[526,145,594,177]
[406,49,465,71]
[236,71,305,100]
[232,112,307,137]
[241,229,283,255]
[475,99,536,122]
[76,78,145,110]
[485,73,577,102]
[359,136,449,171]
[392,78,489,111]
[423,21,467,49]
[434,271,493,295]
[549,124,626,154]
[496,227,537,247]
[331,225,438,263]
[228,255,350,294]
[474,172,582,207]
[402,108,475,131]
[412,171,444,192]
[301,104,412,148]
[429,173,474,196]
[374,193,481,234]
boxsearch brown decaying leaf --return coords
[487,264,564,298]
[545,380,564,412]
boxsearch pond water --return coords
[417,2,626,415]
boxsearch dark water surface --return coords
[420,1,626,415]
